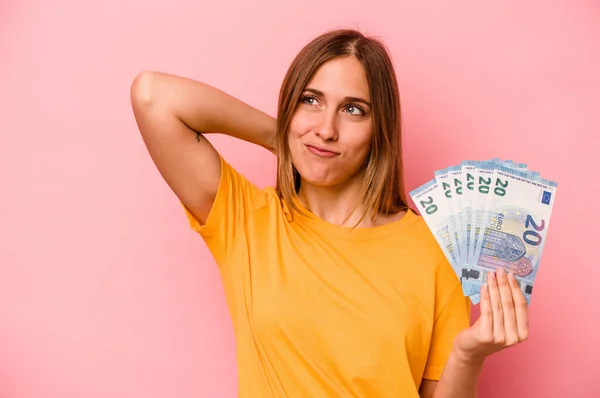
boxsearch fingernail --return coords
[508,271,515,280]
[483,283,488,291]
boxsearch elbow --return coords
[130,71,159,108]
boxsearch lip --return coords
[305,144,340,158]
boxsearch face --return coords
[288,56,373,189]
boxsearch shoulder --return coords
[242,185,289,224]
[218,155,277,208]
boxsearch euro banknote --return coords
[410,159,557,305]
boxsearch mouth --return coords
[305,144,340,158]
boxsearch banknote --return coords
[411,171,480,304]
[410,159,557,305]
[462,164,557,303]
[409,177,461,275]
[434,167,464,264]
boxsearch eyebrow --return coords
[304,88,371,107]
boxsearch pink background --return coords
[1,0,598,397]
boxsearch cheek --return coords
[358,134,372,151]
[287,115,311,157]
[345,128,373,157]
[286,127,302,155]
[286,125,303,166]
[288,113,312,139]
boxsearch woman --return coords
[130,29,529,398]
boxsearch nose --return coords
[314,110,338,142]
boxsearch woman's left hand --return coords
[454,267,530,364]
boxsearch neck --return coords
[297,176,373,227]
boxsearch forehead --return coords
[306,56,370,101]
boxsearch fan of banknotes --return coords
[409,158,558,305]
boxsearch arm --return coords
[130,71,277,224]
[425,268,529,398]
[419,352,484,398]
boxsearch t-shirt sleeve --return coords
[181,153,268,265]
[422,258,472,380]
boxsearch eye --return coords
[301,95,319,106]
[344,104,365,116]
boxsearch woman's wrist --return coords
[450,344,487,369]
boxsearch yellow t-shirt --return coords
[183,155,471,397]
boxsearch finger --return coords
[508,271,530,342]
[478,282,493,337]
[497,268,518,346]
[487,270,505,343]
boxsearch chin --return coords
[303,177,338,188]
[295,165,344,188]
